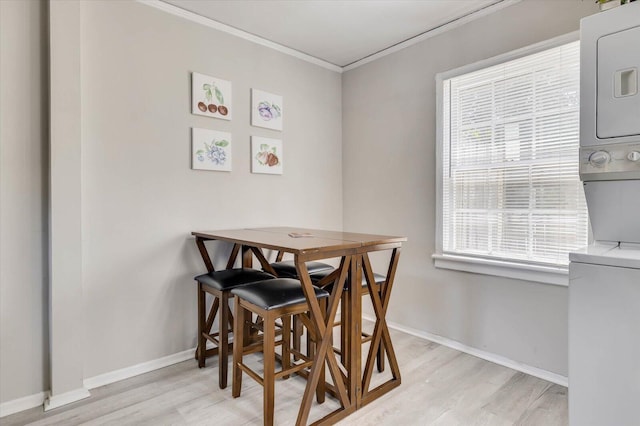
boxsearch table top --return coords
[192,227,406,255]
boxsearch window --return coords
[435,35,589,285]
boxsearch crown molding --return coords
[139,0,521,74]
[137,0,343,73]
[343,0,522,72]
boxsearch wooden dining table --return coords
[191,227,406,425]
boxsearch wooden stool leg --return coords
[340,291,349,368]
[316,299,327,404]
[293,316,303,361]
[219,292,230,389]
[281,314,291,380]
[244,312,254,344]
[377,340,385,372]
[306,322,313,360]
[375,284,385,373]
[197,282,206,368]
[263,312,276,426]
[232,297,245,398]
[307,337,325,404]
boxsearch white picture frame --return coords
[192,72,232,120]
[251,89,283,131]
[251,136,283,175]
[192,128,232,172]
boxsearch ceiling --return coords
[162,0,504,68]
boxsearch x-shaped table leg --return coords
[360,248,402,406]
[295,256,355,426]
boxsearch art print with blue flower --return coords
[251,89,283,131]
[192,128,232,172]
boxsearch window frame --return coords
[434,31,584,287]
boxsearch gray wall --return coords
[0,0,342,404]
[342,0,597,376]
[78,1,342,378]
[0,0,49,403]
[0,0,599,408]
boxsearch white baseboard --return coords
[2,323,567,417]
[0,391,47,418]
[43,387,91,411]
[2,347,197,418]
[363,314,568,387]
[83,347,195,390]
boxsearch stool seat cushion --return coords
[231,278,329,311]
[311,270,385,290]
[195,268,275,291]
[269,260,334,278]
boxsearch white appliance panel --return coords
[570,241,640,268]
[572,6,640,426]
[569,261,640,426]
[579,141,640,181]
[597,25,640,139]
[583,180,640,243]
[580,2,640,148]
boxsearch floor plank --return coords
[2,326,567,426]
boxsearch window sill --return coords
[432,253,568,287]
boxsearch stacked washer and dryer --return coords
[569,3,640,426]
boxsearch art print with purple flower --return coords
[251,89,283,131]
[251,136,283,175]
[192,128,232,172]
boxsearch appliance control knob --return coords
[628,151,640,162]
[589,150,610,167]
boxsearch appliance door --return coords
[597,25,640,140]
[569,261,640,426]
[580,3,640,148]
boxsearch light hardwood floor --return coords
[2,326,567,426]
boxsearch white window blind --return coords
[441,40,588,267]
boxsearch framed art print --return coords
[192,72,232,120]
[251,136,283,175]
[251,89,283,131]
[192,128,232,171]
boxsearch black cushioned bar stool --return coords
[269,259,334,278]
[194,268,275,389]
[310,269,387,372]
[267,256,334,359]
[231,278,330,426]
